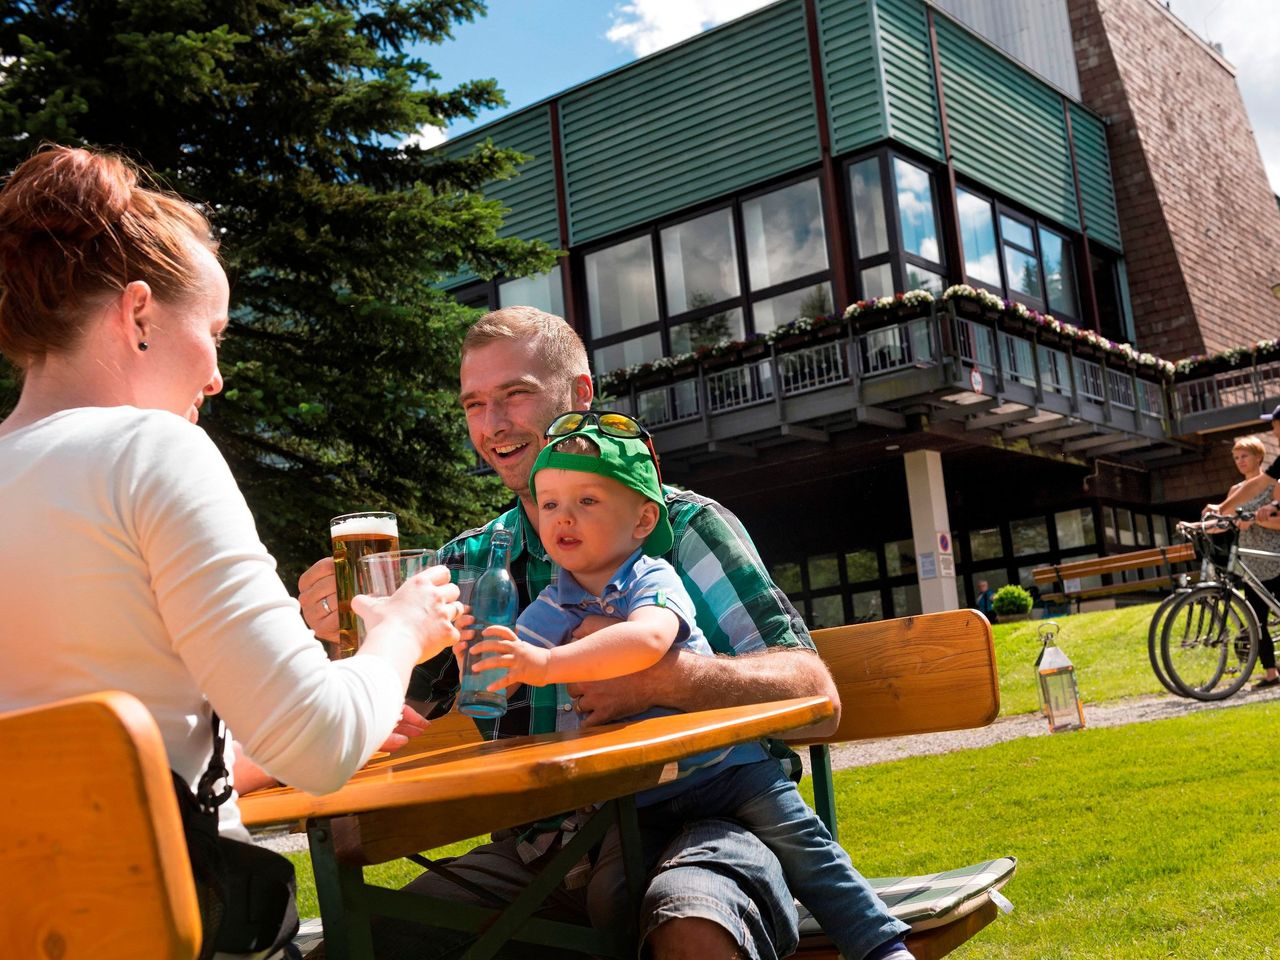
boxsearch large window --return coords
[1038,226,1078,318]
[956,185,1082,322]
[582,176,834,381]
[585,236,659,342]
[847,152,946,299]
[956,188,1001,287]
[1001,213,1042,301]
[497,266,564,317]
[661,209,739,313]
[449,264,566,314]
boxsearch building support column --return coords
[904,449,959,613]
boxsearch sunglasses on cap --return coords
[545,410,664,487]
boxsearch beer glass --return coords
[355,549,437,645]
[329,511,399,658]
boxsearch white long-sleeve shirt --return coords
[0,407,403,837]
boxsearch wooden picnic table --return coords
[240,696,833,960]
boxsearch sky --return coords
[413,0,1280,194]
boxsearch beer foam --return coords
[330,515,399,538]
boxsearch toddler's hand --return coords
[466,626,551,691]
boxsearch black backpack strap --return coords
[196,710,234,815]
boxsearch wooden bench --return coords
[380,610,1013,959]
[0,691,201,960]
[792,608,1011,960]
[1031,542,1196,606]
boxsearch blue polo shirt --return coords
[517,549,768,806]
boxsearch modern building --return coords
[441,0,1280,626]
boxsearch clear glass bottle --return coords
[458,526,516,718]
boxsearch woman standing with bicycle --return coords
[1207,436,1280,689]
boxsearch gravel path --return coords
[254,682,1280,855]
[825,680,1280,772]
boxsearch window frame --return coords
[574,169,836,373]
[954,181,1086,325]
[844,148,948,299]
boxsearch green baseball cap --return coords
[529,424,673,556]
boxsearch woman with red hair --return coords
[0,145,462,957]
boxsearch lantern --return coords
[1035,621,1085,733]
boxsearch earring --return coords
[138,341,149,352]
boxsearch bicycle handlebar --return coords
[1179,510,1255,535]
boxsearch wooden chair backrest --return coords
[803,609,1000,745]
[0,691,201,960]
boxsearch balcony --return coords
[1172,358,1280,435]
[608,301,1180,467]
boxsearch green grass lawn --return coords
[992,602,1165,715]
[290,600,1280,957]
[826,700,1280,959]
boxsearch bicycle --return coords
[1159,511,1280,701]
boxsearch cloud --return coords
[402,124,448,151]
[606,0,774,57]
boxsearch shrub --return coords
[992,584,1033,616]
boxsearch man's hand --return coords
[379,703,429,753]
[568,645,841,738]
[567,651,673,726]
[299,557,340,643]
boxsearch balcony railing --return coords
[616,303,1173,437]
[1174,359,1280,417]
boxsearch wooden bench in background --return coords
[1031,542,1196,607]
[0,691,201,960]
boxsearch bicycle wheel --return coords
[1147,591,1190,697]
[1160,586,1259,700]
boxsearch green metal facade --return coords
[816,0,887,153]
[443,0,1121,267]
[1068,102,1123,251]
[444,106,560,246]
[876,0,945,162]
[558,0,820,245]
[935,15,1079,230]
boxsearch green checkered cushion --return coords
[797,857,1016,936]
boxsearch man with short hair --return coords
[303,306,840,960]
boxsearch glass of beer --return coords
[356,549,437,600]
[329,511,399,658]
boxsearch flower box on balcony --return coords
[702,351,740,372]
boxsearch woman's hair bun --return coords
[0,144,216,368]
[0,145,137,245]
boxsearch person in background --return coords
[974,579,997,622]
[299,306,841,960]
[1206,405,1280,515]
[1198,435,1280,689]
[0,145,464,957]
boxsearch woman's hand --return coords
[298,557,340,644]
[465,626,552,691]
[352,565,463,663]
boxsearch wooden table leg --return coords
[309,818,375,960]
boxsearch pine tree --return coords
[0,0,553,579]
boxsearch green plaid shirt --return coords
[407,487,815,776]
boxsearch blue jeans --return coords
[590,759,908,960]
